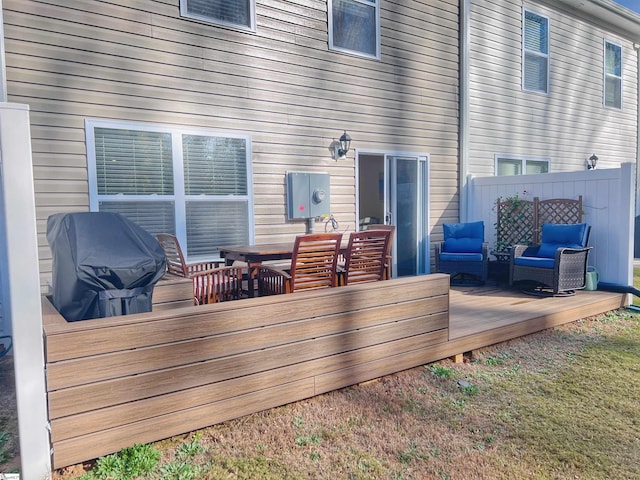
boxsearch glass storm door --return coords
[384,155,429,277]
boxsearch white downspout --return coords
[459,0,470,222]
[630,43,640,258]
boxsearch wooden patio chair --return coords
[364,224,396,279]
[191,266,244,304]
[340,229,392,285]
[156,233,222,278]
[257,233,343,295]
[510,223,591,296]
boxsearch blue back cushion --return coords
[443,221,484,253]
[537,223,588,258]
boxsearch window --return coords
[495,155,549,176]
[523,9,549,93]
[86,120,254,260]
[604,40,622,109]
[329,0,380,59]
[180,0,255,31]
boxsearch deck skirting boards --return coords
[43,274,450,469]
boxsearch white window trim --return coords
[522,8,550,95]
[328,0,381,60]
[603,39,623,110]
[179,0,256,33]
[85,118,255,260]
[494,154,550,176]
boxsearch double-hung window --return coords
[495,155,549,176]
[329,0,380,59]
[86,120,254,261]
[604,40,622,109]
[180,0,255,32]
[523,9,549,93]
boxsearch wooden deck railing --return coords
[42,274,450,469]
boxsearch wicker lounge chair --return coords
[435,221,488,285]
[510,223,591,296]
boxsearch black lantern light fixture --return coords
[334,130,352,160]
[587,153,598,170]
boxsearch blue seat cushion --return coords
[440,252,484,262]
[514,256,555,269]
[537,223,588,258]
[442,221,484,253]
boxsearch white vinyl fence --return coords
[0,103,51,478]
[467,163,636,287]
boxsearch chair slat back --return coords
[290,233,343,291]
[192,267,243,305]
[343,230,392,285]
[156,233,188,277]
[363,224,395,279]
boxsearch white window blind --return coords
[87,121,253,261]
[180,0,254,31]
[525,160,549,175]
[329,0,380,59]
[604,41,622,109]
[496,155,549,176]
[497,158,522,176]
[523,10,549,93]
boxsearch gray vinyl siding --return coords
[468,0,638,176]
[2,0,460,287]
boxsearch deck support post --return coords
[450,353,464,363]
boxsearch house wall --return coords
[468,0,638,176]
[1,0,461,289]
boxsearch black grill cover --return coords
[47,212,167,322]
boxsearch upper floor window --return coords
[86,120,254,261]
[496,155,549,176]
[180,0,256,32]
[329,0,380,59]
[523,9,549,93]
[604,40,622,109]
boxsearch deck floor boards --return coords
[449,286,627,344]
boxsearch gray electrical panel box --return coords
[287,171,331,219]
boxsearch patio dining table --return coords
[219,241,347,297]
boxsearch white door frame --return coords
[355,148,431,276]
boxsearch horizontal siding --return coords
[2,0,460,287]
[468,0,638,177]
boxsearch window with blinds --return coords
[604,41,622,110]
[180,0,255,31]
[523,10,549,94]
[496,155,550,176]
[87,121,253,261]
[329,0,380,59]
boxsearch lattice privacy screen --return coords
[495,196,583,253]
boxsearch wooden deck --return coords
[41,275,627,470]
[448,284,627,353]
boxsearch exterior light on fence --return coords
[334,130,352,160]
[587,153,598,170]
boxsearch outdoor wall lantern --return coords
[334,130,352,160]
[587,153,598,170]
